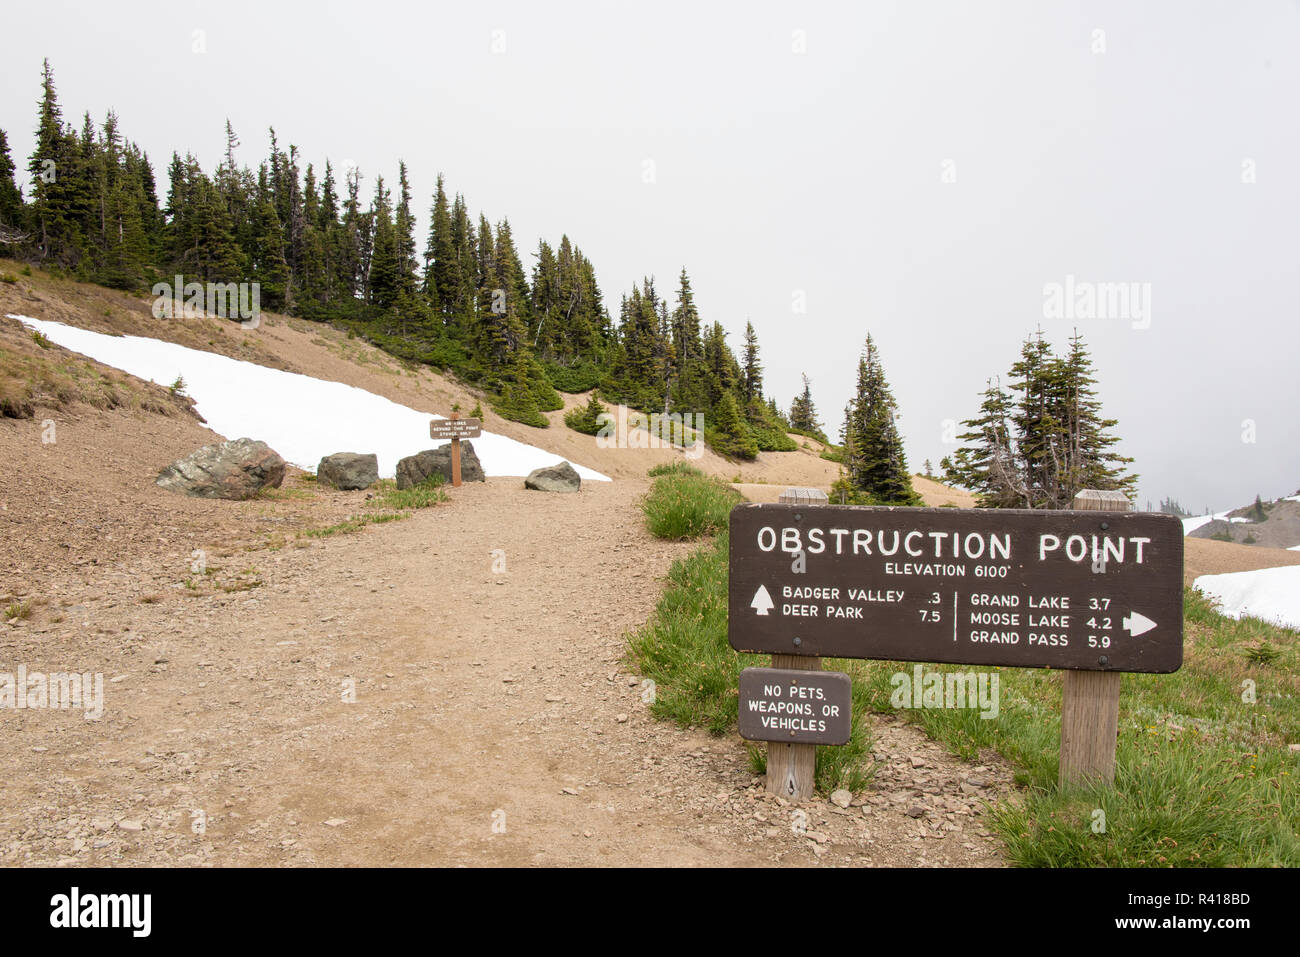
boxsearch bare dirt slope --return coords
[0,411,1010,867]
[1183,537,1300,587]
[0,263,842,484]
[5,266,1293,868]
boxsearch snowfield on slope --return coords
[1194,565,1300,630]
[11,315,610,482]
[1181,510,1252,535]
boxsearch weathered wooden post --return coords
[764,652,823,800]
[761,487,833,800]
[428,414,481,488]
[1058,489,1130,789]
[449,411,463,488]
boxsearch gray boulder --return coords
[396,441,485,489]
[156,438,286,500]
[525,460,581,493]
[317,452,379,490]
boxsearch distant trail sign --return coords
[429,414,481,488]
[728,504,1183,673]
[429,417,481,441]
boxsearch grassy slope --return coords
[630,472,1300,865]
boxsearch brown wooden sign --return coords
[738,667,852,745]
[728,504,1183,673]
[429,417,481,441]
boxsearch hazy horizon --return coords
[4,0,1296,512]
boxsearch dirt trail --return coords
[1,459,1009,867]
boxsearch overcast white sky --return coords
[3,1,1297,512]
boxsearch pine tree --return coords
[367,175,397,311]
[563,391,607,435]
[393,161,418,301]
[942,379,1023,508]
[707,390,758,459]
[843,335,917,505]
[0,129,23,235]
[788,372,825,440]
[945,332,1136,508]
[741,321,762,404]
[424,173,455,315]
[28,59,81,263]
[1055,331,1137,501]
[669,268,706,412]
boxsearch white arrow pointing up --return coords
[1123,612,1157,637]
[750,585,774,616]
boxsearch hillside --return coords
[1187,494,1300,550]
[1,261,848,486]
[0,271,1014,868]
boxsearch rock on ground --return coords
[395,441,484,489]
[316,452,378,491]
[525,460,581,493]
[155,437,285,500]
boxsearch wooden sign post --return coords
[760,656,824,800]
[1058,490,1129,789]
[728,489,1183,800]
[450,411,462,488]
[764,487,830,800]
[428,414,482,488]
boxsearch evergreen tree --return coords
[707,390,758,459]
[741,320,762,403]
[0,129,23,235]
[424,173,455,315]
[367,175,397,310]
[788,372,825,440]
[944,332,1136,508]
[563,391,607,435]
[941,379,1023,508]
[842,335,917,505]
[28,59,80,263]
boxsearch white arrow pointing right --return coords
[1123,611,1157,637]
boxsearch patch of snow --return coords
[1285,495,1300,504]
[1181,508,1255,535]
[1289,545,1300,553]
[1181,513,1223,535]
[1194,566,1300,630]
[9,315,610,482]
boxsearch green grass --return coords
[629,470,873,792]
[303,511,409,538]
[298,477,446,539]
[4,600,32,621]
[646,461,702,478]
[628,466,1300,861]
[369,475,447,510]
[641,468,741,540]
[845,589,1300,866]
[628,530,875,792]
[254,483,315,501]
